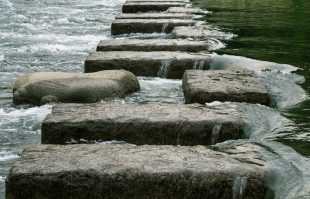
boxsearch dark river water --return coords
[0,0,309,198]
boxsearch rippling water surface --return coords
[0,0,309,198]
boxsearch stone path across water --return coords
[5,0,276,198]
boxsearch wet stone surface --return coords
[115,13,193,19]
[84,51,211,79]
[172,25,216,39]
[6,144,267,199]
[167,6,208,14]
[97,39,208,52]
[111,19,197,35]
[122,2,186,13]
[41,103,244,145]
[13,70,140,105]
[182,70,269,105]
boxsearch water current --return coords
[0,0,309,198]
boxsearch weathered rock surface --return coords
[42,103,244,145]
[6,144,268,199]
[111,19,196,35]
[182,70,269,105]
[122,2,186,13]
[126,0,188,2]
[13,70,140,105]
[168,6,208,14]
[97,39,208,52]
[115,13,193,19]
[84,51,210,79]
[172,25,222,39]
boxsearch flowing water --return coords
[0,0,309,198]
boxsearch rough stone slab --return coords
[168,6,208,14]
[84,51,210,79]
[122,2,186,13]
[42,103,244,145]
[6,144,267,199]
[111,19,196,35]
[172,25,231,40]
[182,70,269,105]
[97,39,208,52]
[115,13,193,19]
[13,70,140,105]
[126,0,188,2]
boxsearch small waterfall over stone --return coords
[162,23,169,33]
[211,124,222,145]
[193,60,205,69]
[158,59,172,78]
[232,176,248,199]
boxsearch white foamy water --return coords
[0,151,19,161]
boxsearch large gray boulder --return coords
[182,70,269,105]
[84,51,211,79]
[13,70,140,105]
[41,103,244,145]
[122,2,186,13]
[6,144,268,199]
[111,19,196,35]
[97,39,208,52]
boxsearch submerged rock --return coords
[5,144,268,199]
[182,70,269,105]
[84,51,211,79]
[41,103,244,145]
[13,70,140,105]
[111,19,197,35]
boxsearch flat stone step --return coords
[122,2,186,13]
[115,13,193,19]
[182,70,269,105]
[13,70,140,105]
[6,144,267,199]
[168,6,208,14]
[41,103,244,145]
[172,25,230,40]
[84,51,210,79]
[111,19,196,35]
[97,39,208,52]
[126,0,188,2]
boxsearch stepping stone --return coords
[172,25,231,40]
[126,0,188,2]
[115,13,193,19]
[122,2,186,13]
[111,19,196,35]
[6,144,268,199]
[97,39,208,52]
[41,103,244,145]
[182,70,269,105]
[13,70,140,105]
[84,51,210,79]
[168,6,208,14]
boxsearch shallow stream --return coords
[0,0,309,198]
